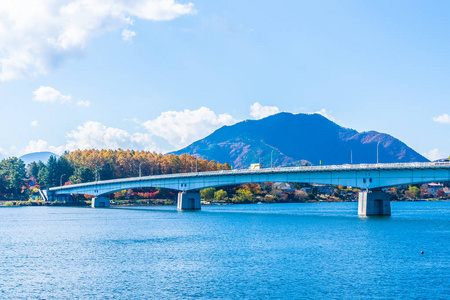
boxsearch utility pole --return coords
[377,141,380,164]
[271,149,275,168]
[345,144,352,164]
[95,168,101,181]
[139,162,146,177]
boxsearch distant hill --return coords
[20,151,59,166]
[172,112,428,168]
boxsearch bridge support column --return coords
[358,191,391,216]
[177,192,201,211]
[92,197,110,208]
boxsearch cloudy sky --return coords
[0,0,449,161]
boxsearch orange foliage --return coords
[65,149,231,179]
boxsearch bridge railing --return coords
[49,161,450,192]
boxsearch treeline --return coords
[0,157,26,198]
[0,150,231,199]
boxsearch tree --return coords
[405,186,420,199]
[232,188,253,203]
[295,190,308,201]
[263,183,272,192]
[45,156,59,187]
[37,168,48,188]
[214,189,227,201]
[0,171,7,196]
[0,157,26,196]
[8,167,24,195]
[243,183,263,195]
[435,189,445,198]
[200,187,216,200]
[56,155,73,185]
[27,162,39,179]
[68,167,94,184]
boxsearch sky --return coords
[0,0,449,161]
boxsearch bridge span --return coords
[46,162,450,216]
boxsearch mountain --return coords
[20,151,59,166]
[172,113,428,168]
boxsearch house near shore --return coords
[300,187,312,194]
[273,182,295,192]
[427,183,444,196]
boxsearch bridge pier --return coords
[358,191,391,216]
[92,197,110,208]
[177,192,201,211]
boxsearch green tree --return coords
[0,172,7,196]
[27,162,39,179]
[0,157,26,196]
[56,155,73,185]
[45,155,59,187]
[99,162,114,181]
[232,188,253,203]
[263,183,272,192]
[68,167,94,184]
[214,189,227,201]
[405,185,420,199]
[200,187,216,200]
[37,167,48,188]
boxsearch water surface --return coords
[0,202,448,299]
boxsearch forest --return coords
[0,150,230,200]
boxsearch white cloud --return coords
[76,100,91,107]
[19,106,234,156]
[0,0,196,80]
[142,107,236,148]
[129,0,195,21]
[30,120,38,127]
[33,86,92,107]
[433,113,450,124]
[313,108,336,122]
[423,148,446,161]
[122,29,136,41]
[20,122,160,156]
[33,86,72,103]
[65,121,159,152]
[23,139,64,155]
[250,102,280,120]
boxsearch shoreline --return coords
[0,198,448,207]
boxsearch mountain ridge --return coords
[172,112,428,168]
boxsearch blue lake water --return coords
[0,202,448,299]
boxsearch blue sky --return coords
[0,0,449,161]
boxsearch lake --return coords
[0,202,448,299]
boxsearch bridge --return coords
[45,162,450,216]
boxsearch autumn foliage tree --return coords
[63,150,231,183]
[435,189,445,198]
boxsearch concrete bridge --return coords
[45,162,450,216]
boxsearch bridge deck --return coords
[48,162,450,197]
